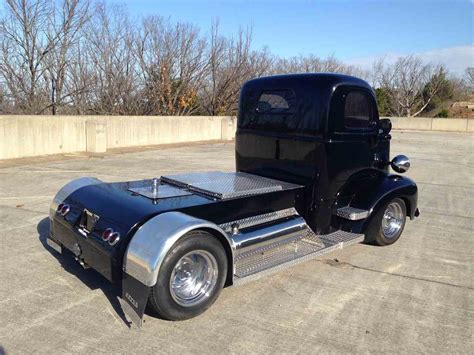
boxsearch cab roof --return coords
[243,73,373,93]
[238,73,374,136]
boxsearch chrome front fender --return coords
[123,212,233,287]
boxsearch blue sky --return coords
[110,0,473,74]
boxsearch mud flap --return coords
[120,273,150,328]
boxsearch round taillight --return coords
[57,203,64,213]
[60,204,70,216]
[108,232,120,246]
[102,228,113,241]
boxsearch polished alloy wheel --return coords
[169,250,218,307]
[381,201,405,239]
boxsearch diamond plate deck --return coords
[161,171,301,200]
[233,230,364,284]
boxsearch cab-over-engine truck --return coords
[48,73,419,327]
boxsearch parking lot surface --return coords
[0,131,472,353]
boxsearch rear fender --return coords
[121,211,233,327]
[49,177,101,219]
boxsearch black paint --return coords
[50,73,418,285]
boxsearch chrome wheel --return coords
[169,250,218,307]
[381,202,405,239]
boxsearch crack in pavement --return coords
[320,259,473,290]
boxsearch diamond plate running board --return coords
[233,229,364,285]
[336,206,369,220]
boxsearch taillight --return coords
[102,228,113,241]
[108,232,120,246]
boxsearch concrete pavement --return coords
[0,131,472,353]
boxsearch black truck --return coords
[48,73,419,327]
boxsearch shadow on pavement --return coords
[36,217,131,327]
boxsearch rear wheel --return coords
[366,198,407,246]
[148,231,227,320]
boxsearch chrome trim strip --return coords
[123,212,233,287]
[219,208,298,233]
[49,177,101,219]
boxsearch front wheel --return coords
[366,198,407,246]
[147,231,227,320]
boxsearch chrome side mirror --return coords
[391,155,410,173]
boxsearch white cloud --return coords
[347,45,474,76]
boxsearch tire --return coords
[365,197,407,246]
[148,230,227,320]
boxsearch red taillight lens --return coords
[60,204,70,216]
[108,232,120,246]
[102,228,113,241]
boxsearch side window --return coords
[344,91,373,129]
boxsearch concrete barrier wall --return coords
[0,115,471,160]
[0,115,88,160]
[0,115,236,160]
[386,117,473,132]
[105,116,224,149]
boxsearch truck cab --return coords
[48,73,418,327]
[236,74,417,234]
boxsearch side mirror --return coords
[391,155,410,173]
[379,118,392,134]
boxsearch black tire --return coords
[365,197,407,246]
[148,231,227,320]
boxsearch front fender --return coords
[348,174,418,234]
[353,175,418,218]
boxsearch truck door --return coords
[325,86,380,198]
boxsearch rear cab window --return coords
[257,90,296,114]
[242,89,297,132]
[238,86,322,135]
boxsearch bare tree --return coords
[466,68,474,92]
[83,2,141,115]
[0,1,462,117]
[0,0,89,114]
[374,56,446,117]
[43,0,90,114]
[272,54,367,79]
[200,23,273,115]
[136,16,207,115]
[0,0,52,113]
